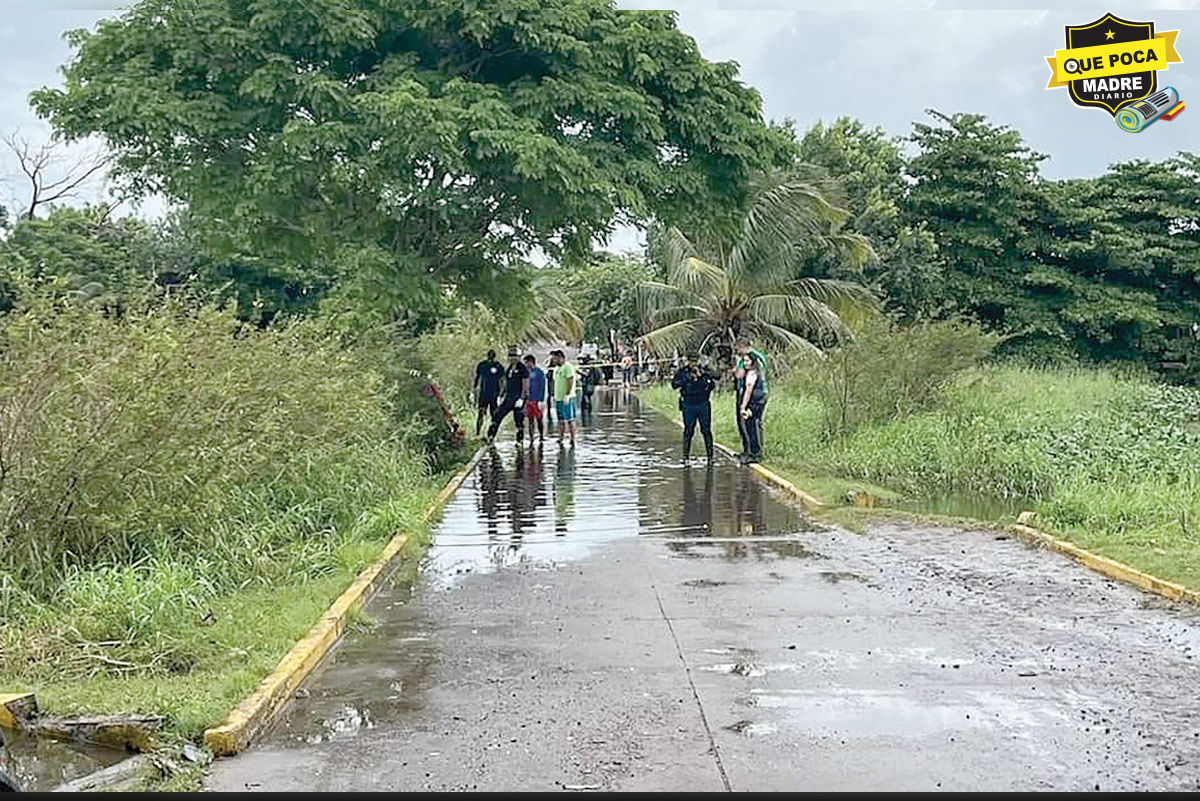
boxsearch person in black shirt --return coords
[486,345,530,444]
[473,349,504,438]
[579,354,603,417]
[671,351,718,461]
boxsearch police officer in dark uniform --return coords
[486,345,530,444]
[671,351,718,462]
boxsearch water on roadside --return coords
[265,386,820,746]
[1,726,130,792]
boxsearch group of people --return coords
[473,346,605,446]
[670,337,768,465]
[473,337,768,466]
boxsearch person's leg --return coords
[514,406,524,442]
[736,402,750,458]
[555,402,565,442]
[475,402,485,437]
[568,399,578,443]
[682,403,699,459]
[746,400,764,461]
[699,402,714,460]
[487,399,513,441]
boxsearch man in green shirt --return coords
[734,337,768,464]
[549,349,579,446]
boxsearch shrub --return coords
[0,295,430,607]
[801,316,996,437]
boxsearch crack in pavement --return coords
[648,563,732,792]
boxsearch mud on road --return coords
[207,389,1200,792]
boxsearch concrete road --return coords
[207,388,1200,792]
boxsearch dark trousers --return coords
[487,397,525,440]
[475,395,498,435]
[682,401,713,458]
[743,398,766,458]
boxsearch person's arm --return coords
[741,370,758,410]
[567,368,577,397]
[671,369,685,389]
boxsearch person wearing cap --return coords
[486,345,530,444]
[672,351,719,462]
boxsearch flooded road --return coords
[208,389,1200,791]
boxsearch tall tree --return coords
[1036,157,1200,372]
[31,0,791,320]
[903,111,1054,342]
[798,117,948,320]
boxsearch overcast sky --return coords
[2,0,1198,251]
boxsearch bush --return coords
[0,295,430,609]
[801,316,996,437]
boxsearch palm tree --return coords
[637,169,877,360]
[506,267,584,346]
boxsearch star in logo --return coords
[1105,29,1115,40]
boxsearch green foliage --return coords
[33,0,788,320]
[415,302,513,416]
[638,168,877,360]
[0,205,161,312]
[797,117,949,321]
[0,295,431,608]
[556,250,658,343]
[801,317,996,438]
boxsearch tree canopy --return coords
[32,0,791,320]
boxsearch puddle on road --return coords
[740,687,1068,738]
[303,705,376,745]
[425,389,819,586]
[1,726,129,793]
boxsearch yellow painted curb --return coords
[1010,523,1200,607]
[747,462,823,512]
[648,394,1200,609]
[202,446,486,756]
[0,692,36,728]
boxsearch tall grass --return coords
[643,363,1200,586]
[0,295,442,692]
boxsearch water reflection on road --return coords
[426,387,817,586]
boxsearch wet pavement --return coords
[207,388,1200,792]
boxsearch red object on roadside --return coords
[422,377,465,446]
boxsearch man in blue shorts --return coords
[549,349,578,446]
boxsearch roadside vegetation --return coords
[0,289,446,736]
[1,0,1198,772]
[643,320,1200,588]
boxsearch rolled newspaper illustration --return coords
[1116,86,1180,132]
